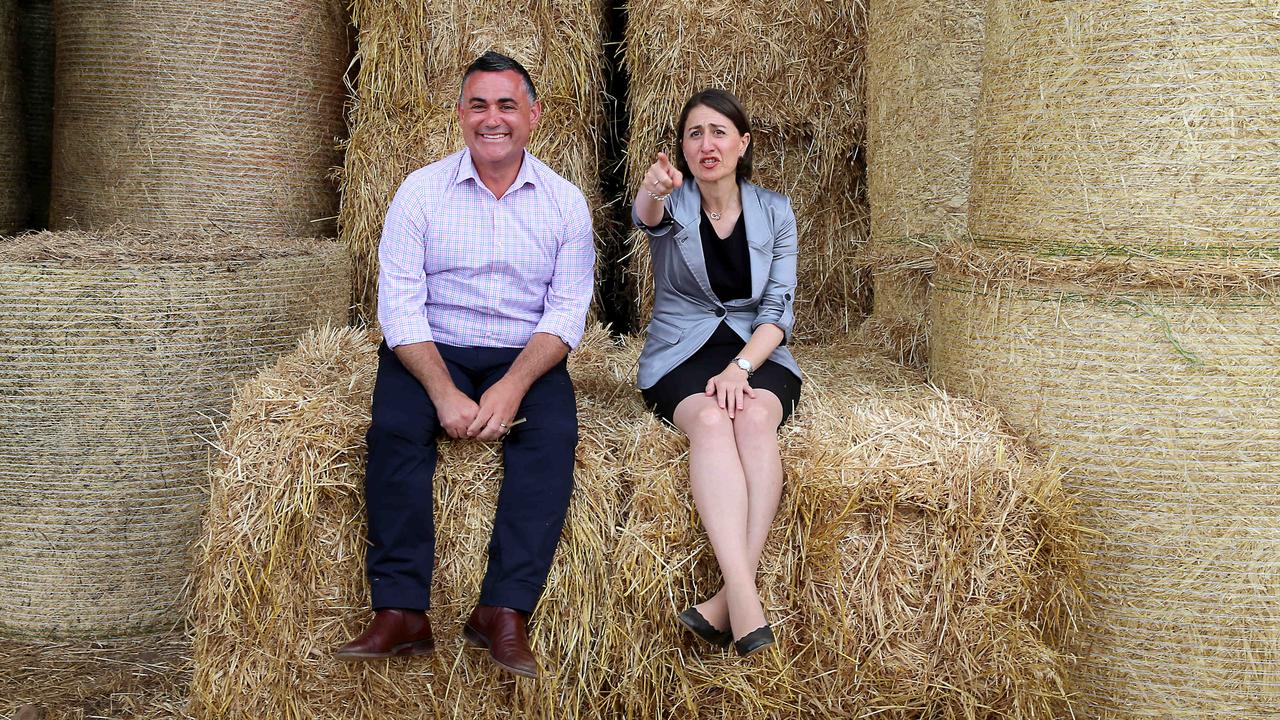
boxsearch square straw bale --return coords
[190,325,639,719]
[595,335,1083,719]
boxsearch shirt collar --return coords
[455,148,539,196]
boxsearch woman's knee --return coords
[732,399,782,439]
[675,397,733,438]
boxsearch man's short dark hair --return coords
[460,51,538,104]
[673,88,754,182]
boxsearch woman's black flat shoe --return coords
[734,624,775,657]
[677,607,732,647]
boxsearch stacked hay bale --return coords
[623,0,869,340]
[16,0,53,228]
[0,231,348,638]
[340,1,607,322]
[190,325,637,719]
[190,326,1083,718]
[50,0,348,235]
[0,0,27,233]
[863,0,985,367]
[929,2,1280,716]
[596,336,1081,719]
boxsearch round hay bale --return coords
[866,0,984,260]
[340,0,608,322]
[596,335,1082,719]
[929,267,1280,717]
[0,0,27,233]
[16,0,53,229]
[969,1,1280,263]
[0,230,350,639]
[50,0,349,236]
[191,325,638,719]
[623,0,870,341]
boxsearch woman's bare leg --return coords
[690,390,784,636]
[673,394,768,639]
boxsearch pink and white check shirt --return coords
[377,148,595,350]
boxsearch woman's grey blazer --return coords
[632,179,801,390]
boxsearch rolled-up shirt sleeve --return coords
[533,192,596,348]
[377,179,435,349]
[752,198,799,343]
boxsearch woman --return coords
[632,88,801,657]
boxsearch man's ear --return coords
[529,99,543,128]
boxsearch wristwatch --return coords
[732,356,755,378]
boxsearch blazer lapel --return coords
[673,182,717,303]
[741,182,772,301]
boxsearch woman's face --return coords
[681,105,750,184]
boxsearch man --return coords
[334,51,595,679]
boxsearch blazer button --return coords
[715,307,726,317]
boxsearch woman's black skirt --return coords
[641,322,802,428]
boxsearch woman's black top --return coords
[700,210,750,302]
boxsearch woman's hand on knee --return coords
[705,366,756,419]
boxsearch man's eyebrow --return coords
[465,96,521,105]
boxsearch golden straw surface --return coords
[930,269,1280,718]
[0,231,350,639]
[0,635,192,719]
[623,0,870,340]
[340,1,607,322]
[970,0,1280,261]
[191,325,1081,718]
[0,0,26,233]
[50,0,349,236]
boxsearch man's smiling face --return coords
[457,69,541,174]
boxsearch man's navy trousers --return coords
[363,341,578,615]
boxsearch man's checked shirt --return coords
[377,148,595,350]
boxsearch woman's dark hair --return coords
[673,88,753,182]
[460,50,537,103]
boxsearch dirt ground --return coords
[0,635,191,720]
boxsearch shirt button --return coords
[715,307,726,317]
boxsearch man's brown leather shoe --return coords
[463,605,539,678]
[334,608,435,661]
